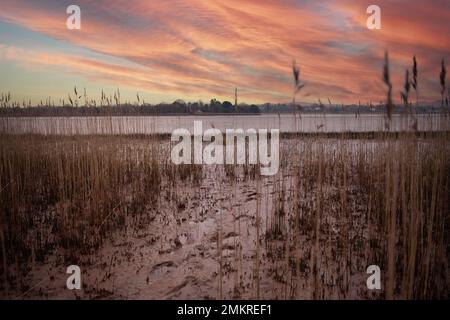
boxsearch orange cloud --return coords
[0,0,449,104]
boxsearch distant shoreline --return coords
[0,111,448,118]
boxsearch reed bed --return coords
[260,131,449,299]
[0,129,448,299]
[0,135,202,293]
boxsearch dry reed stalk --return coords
[401,69,411,109]
[255,175,261,299]
[440,59,447,107]
[292,60,305,130]
[383,51,394,124]
[412,56,418,106]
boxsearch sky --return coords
[0,0,449,105]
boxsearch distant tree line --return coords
[0,95,261,117]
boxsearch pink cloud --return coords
[0,0,449,104]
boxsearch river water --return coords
[0,113,448,135]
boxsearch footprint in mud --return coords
[224,231,238,239]
[150,261,177,275]
[221,243,235,251]
[174,234,188,247]
[234,213,252,221]
[164,275,203,299]
[158,234,189,254]
[246,192,258,202]
[209,231,239,242]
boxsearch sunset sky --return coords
[0,0,449,105]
